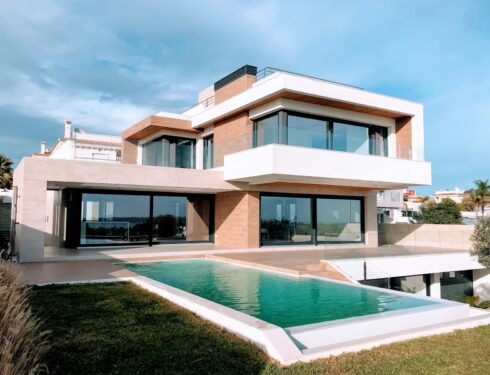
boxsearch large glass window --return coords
[260,194,364,246]
[80,193,150,245]
[317,198,362,243]
[332,122,369,155]
[203,135,214,169]
[391,275,430,295]
[287,114,327,149]
[361,275,430,297]
[142,135,196,169]
[254,113,284,147]
[260,196,312,245]
[78,192,211,246]
[152,195,211,242]
[370,127,388,156]
[253,111,388,156]
[441,271,473,301]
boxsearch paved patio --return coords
[16,244,467,286]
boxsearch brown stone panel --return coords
[121,139,138,164]
[214,191,259,248]
[213,112,253,167]
[122,115,198,141]
[186,197,211,241]
[215,74,256,104]
[395,116,412,159]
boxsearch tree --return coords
[0,154,13,190]
[460,195,476,212]
[471,216,490,268]
[466,179,490,216]
[412,198,463,224]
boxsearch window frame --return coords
[259,192,365,246]
[141,134,197,169]
[253,110,389,156]
[203,134,214,170]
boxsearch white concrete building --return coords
[433,187,466,204]
[34,120,121,162]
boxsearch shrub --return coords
[471,216,490,268]
[462,295,490,309]
[412,198,463,224]
[0,263,49,375]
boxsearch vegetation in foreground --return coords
[30,282,490,375]
[0,263,48,375]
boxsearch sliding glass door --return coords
[80,193,151,245]
[316,198,362,243]
[260,196,312,245]
[77,191,212,246]
[260,194,364,246]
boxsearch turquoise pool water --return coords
[124,259,436,328]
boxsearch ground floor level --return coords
[16,183,379,262]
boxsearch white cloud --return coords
[0,73,154,133]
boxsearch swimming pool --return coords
[123,259,436,328]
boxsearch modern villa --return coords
[12,66,490,297]
[11,65,490,364]
[13,65,431,256]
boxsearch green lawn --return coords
[30,282,490,375]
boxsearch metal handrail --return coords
[255,67,366,90]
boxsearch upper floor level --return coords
[119,65,431,189]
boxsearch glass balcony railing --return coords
[212,131,420,168]
[255,67,365,90]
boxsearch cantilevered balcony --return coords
[224,143,431,189]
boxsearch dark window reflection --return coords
[142,135,196,169]
[287,115,327,149]
[79,193,211,246]
[332,122,369,155]
[80,193,150,245]
[317,198,362,243]
[260,196,312,244]
[441,271,473,301]
[203,135,214,169]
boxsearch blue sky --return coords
[0,0,489,195]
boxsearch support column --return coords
[364,191,378,247]
[430,273,441,298]
[13,161,47,262]
[214,191,259,248]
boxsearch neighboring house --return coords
[376,189,404,223]
[433,187,465,204]
[377,189,423,223]
[14,65,432,262]
[30,120,122,246]
[33,120,121,162]
[0,190,12,242]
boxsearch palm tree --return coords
[0,154,13,191]
[467,179,490,216]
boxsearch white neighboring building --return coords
[377,189,404,223]
[377,189,424,223]
[433,187,465,204]
[0,190,12,241]
[34,120,121,162]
